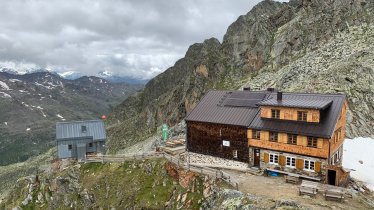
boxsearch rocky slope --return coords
[107,0,374,153]
[3,157,373,209]
[1,159,219,209]
[243,24,374,138]
[0,72,142,165]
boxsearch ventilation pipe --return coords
[277,91,283,101]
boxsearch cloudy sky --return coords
[0,0,273,80]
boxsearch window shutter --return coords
[296,159,304,170]
[264,153,269,163]
[315,162,321,172]
[317,139,323,149]
[279,155,285,166]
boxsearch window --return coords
[334,128,341,143]
[269,154,279,164]
[286,157,296,168]
[68,144,72,150]
[81,125,87,133]
[271,109,280,119]
[233,150,238,158]
[304,160,315,171]
[252,130,261,140]
[287,134,297,145]
[307,137,318,148]
[269,132,278,142]
[88,143,93,148]
[297,111,308,121]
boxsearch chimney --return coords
[267,87,276,92]
[243,87,251,91]
[277,91,283,101]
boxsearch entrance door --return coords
[328,170,336,185]
[77,143,87,161]
[254,148,260,167]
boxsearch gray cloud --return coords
[0,0,271,79]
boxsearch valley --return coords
[0,72,142,165]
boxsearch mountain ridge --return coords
[106,0,374,154]
[0,71,143,165]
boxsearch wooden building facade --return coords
[187,121,248,162]
[185,88,348,185]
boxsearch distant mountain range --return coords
[0,71,143,166]
[0,67,148,85]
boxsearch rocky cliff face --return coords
[107,0,374,153]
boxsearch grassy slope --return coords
[2,159,207,210]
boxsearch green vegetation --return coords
[2,158,208,209]
[79,159,204,209]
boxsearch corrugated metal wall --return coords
[57,138,105,159]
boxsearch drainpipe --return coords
[328,139,331,165]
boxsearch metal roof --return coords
[250,93,345,138]
[258,95,333,109]
[186,90,346,138]
[56,120,106,141]
[185,90,266,126]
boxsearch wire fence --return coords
[85,152,239,190]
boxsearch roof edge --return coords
[56,119,104,125]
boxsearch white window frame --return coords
[233,150,238,158]
[286,156,296,168]
[269,153,279,165]
[304,160,315,171]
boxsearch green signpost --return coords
[162,124,169,141]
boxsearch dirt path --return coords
[226,170,374,210]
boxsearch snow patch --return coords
[4,122,7,126]
[41,110,47,118]
[343,137,374,190]
[0,92,11,98]
[26,128,31,131]
[0,81,10,90]
[56,114,65,121]
[9,79,22,83]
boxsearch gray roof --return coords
[56,120,106,141]
[258,96,333,109]
[186,90,346,138]
[185,90,267,127]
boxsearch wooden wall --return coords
[248,129,329,158]
[329,101,347,156]
[260,106,320,123]
[187,121,248,162]
[325,165,350,187]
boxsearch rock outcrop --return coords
[107,0,374,153]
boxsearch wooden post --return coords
[236,182,238,190]
[102,155,104,163]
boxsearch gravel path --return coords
[228,170,373,210]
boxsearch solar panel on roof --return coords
[229,92,266,99]
[223,92,267,108]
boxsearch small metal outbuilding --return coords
[56,120,106,160]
